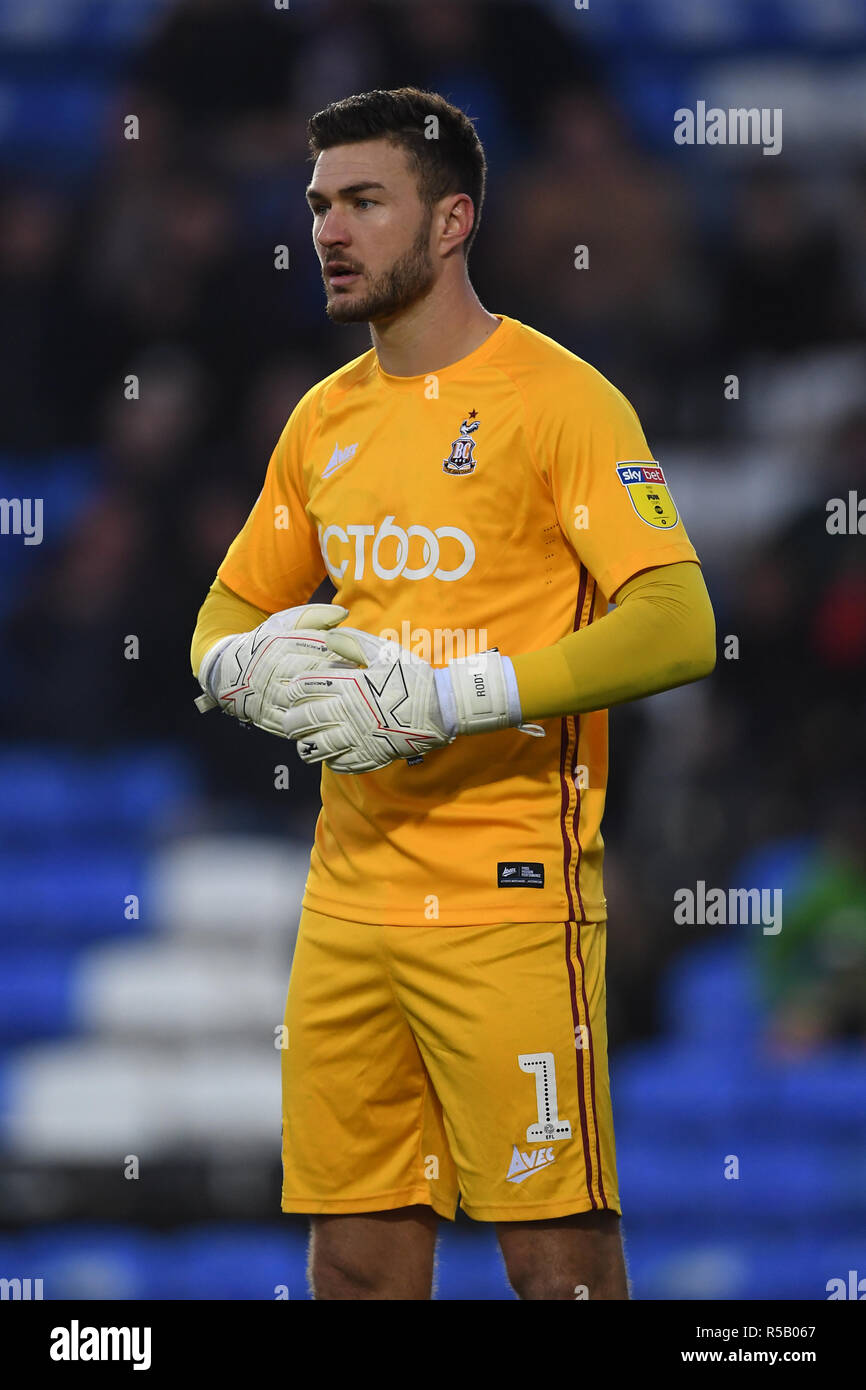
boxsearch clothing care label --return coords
[497,862,545,888]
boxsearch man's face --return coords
[307,138,436,324]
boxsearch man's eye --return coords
[355,199,375,209]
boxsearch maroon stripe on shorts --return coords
[565,919,596,1209]
[574,918,607,1206]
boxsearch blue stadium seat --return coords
[0,949,79,1040]
[435,1219,514,1299]
[0,849,147,944]
[775,1048,866,1140]
[627,1234,840,1301]
[626,1233,752,1301]
[0,79,113,173]
[612,1041,773,1139]
[0,746,197,845]
[163,1225,309,1301]
[617,1140,741,1223]
[22,1226,163,1300]
[0,455,100,622]
[618,1138,858,1228]
[10,1220,864,1302]
[614,1037,866,1145]
[0,0,170,49]
[731,835,816,905]
[565,0,866,47]
[660,943,763,1044]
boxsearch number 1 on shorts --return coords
[518,1051,572,1141]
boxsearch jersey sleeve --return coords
[532,362,699,601]
[510,559,715,719]
[190,575,270,679]
[217,389,326,612]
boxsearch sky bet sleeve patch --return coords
[615,461,680,530]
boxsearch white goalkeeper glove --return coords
[194,602,351,737]
[280,626,545,773]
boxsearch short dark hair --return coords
[307,87,486,257]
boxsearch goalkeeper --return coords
[190,86,716,1302]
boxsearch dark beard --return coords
[324,210,435,325]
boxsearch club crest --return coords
[443,414,480,475]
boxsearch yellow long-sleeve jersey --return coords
[192,313,715,925]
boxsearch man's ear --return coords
[439,193,475,254]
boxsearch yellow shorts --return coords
[281,907,621,1222]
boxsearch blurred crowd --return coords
[2,0,865,1051]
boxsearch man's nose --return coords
[316,209,350,248]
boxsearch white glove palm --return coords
[195,602,350,737]
[281,627,544,773]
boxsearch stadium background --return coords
[0,0,864,1301]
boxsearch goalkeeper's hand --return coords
[194,602,351,738]
[280,626,545,774]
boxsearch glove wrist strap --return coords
[446,649,514,735]
[432,666,459,739]
[442,650,546,739]
[194,634,236,714]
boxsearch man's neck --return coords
[370,279,501,377]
